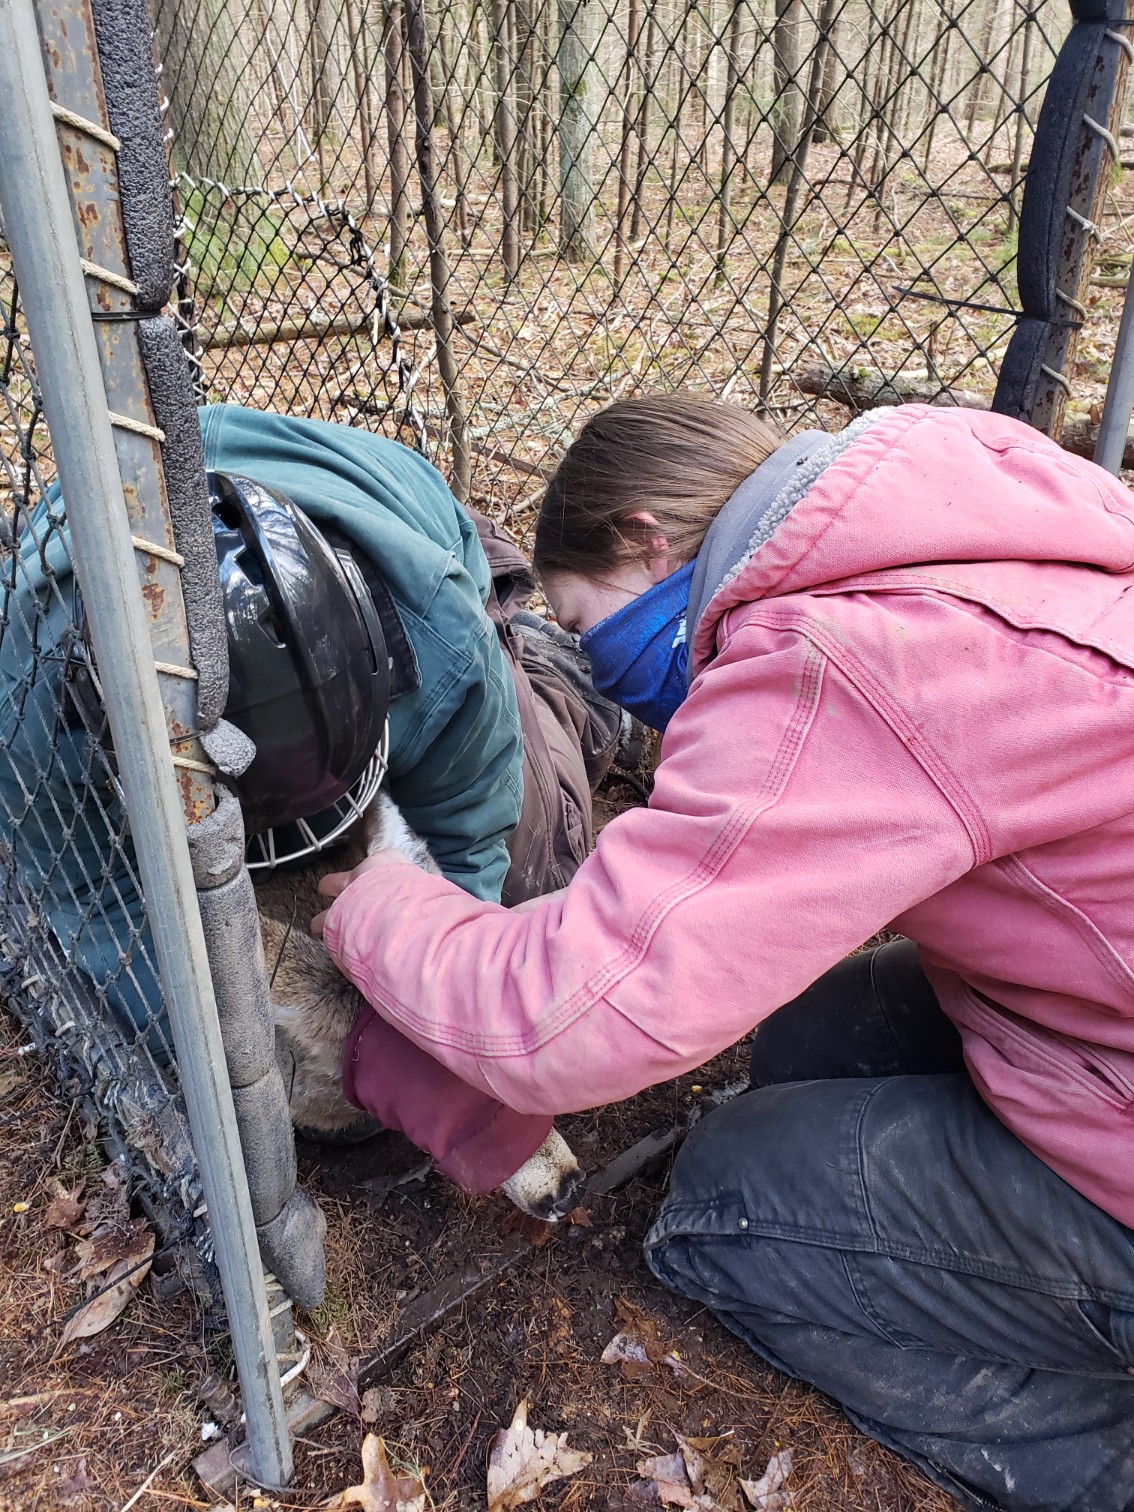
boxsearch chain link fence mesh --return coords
[0,0,322,1318]
[160,0,1133,530]
[0,263,215,1295]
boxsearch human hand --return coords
[310,849,411,938]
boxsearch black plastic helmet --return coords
[209,472,390,848]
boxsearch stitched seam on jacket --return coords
[736,607,991,865]
[960,986,1134,1110]
[996,854,1134,1001]
[338,645,828,1056]
[817,571,1134,671]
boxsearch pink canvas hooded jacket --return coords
[326,404,1134,1228]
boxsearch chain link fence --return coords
[0,0,324,1413]
[0,185,212,1299]
[160,0,1133,527]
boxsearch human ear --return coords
[622,510,671,583]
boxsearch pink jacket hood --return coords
[326,405,1134,1227]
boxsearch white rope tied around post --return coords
[49,102,121,152]
[129,535,184,568]
[1083,115,1120,161]
[108,409,166,443]
[171,754,215,775]
[1055,287,1089,319]
[1065,206,1102,240]
[78,258,139,296]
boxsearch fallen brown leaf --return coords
[324,1434,427,1512]
[602,1331,690,1383]
[57,1456,94,1506]
[43,1181,86,1232]
[739,1449,793,1510]
[637,1451,701,1507]
[79,1161,129,1234]
[360,1385,397,1426]
[60,1229,154,1345]
[487,1399,592,1511]
[72,1216,151,1281]
[500,1209,555,1245]
[635,1433,747,1511]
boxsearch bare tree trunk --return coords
[513,0,537,235]
[557,0,598,259]
[867,0,897,205]
[849,3,879,199]
[694,1,710,178]
[984,8,1019,166]
[345,0,379,210]
[405,0,471,498]
[770,0,804,184]
[715,0,744,279]
[252,0,308,170]
[1007,9,1036,235]
[760,0,837,399]
[435,11,472,244]
[492,0,522,278]
[872,0,915,210]
[474,2,497,151]
[811,4,842,144]
[892,0,919,144]
[308,0,343,182]
[965,0,998,143]
[154,0,261,181]
[921,0,954,172]
[614,0,642,281]
[538,4,554,228]
[383,0,413,289]
[630,0,658,241]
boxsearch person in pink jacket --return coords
[314,396,1134,1512]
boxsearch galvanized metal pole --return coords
[0,0,292,1486]
[1095,273,1134,474]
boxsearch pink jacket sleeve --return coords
[323,622,976,1115]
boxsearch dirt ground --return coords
[0,771,958,1512]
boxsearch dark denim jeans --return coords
[645,941,1134,1512]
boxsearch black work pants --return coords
[646,941,1134,1512]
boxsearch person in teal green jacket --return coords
[199,404,522,902]
[0,404,630,1050]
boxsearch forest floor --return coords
[190,124,1134,534]
[0,771,957,1512]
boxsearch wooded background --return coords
[155,0,1130,516]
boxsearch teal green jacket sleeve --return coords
[198,405,523,902]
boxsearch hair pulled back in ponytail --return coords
[533,394,783,581]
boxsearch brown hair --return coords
[533,394,782,580]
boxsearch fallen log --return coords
[795,362,1134,470]
[201,304,476,350]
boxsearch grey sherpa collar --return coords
[686,408,889,684]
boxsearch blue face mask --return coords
[580,559,696,732]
